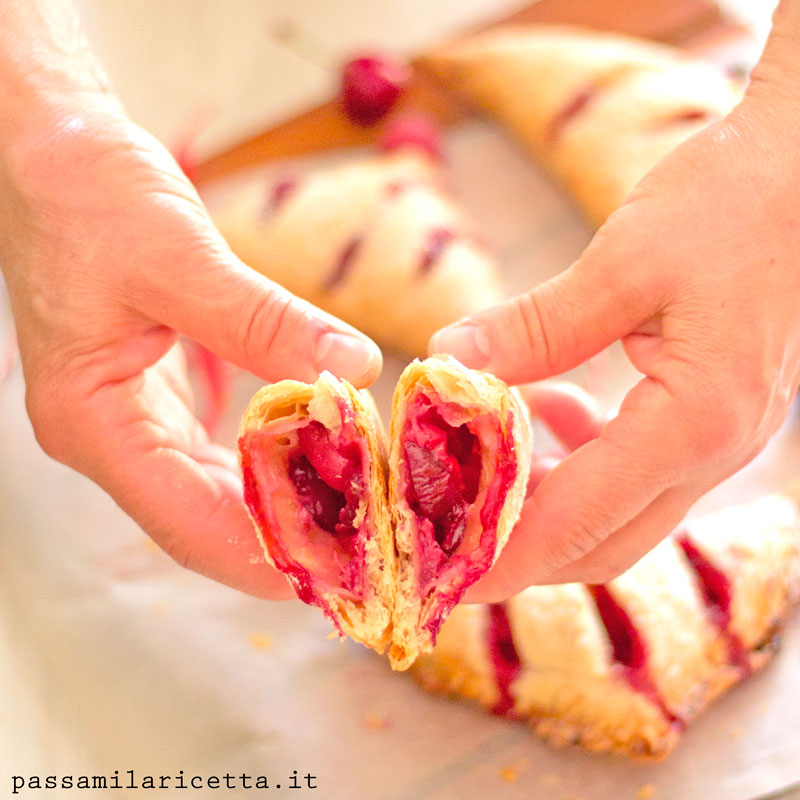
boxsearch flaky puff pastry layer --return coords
[213,150,505,356]
[238,372,395,653]
[411,492,800,759]
[421,25,743,225]
[389,355,531,669]
[238,358,530,669]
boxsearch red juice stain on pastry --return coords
[676,533,751,674]
[268,178,298,212]
[418,228,455,277]
[377,113,443,161]
[546,83,600,143]
[324,235,364,290]
[588,585,682,727]
[340,53,410,126]
[487,602,522,716]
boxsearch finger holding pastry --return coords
[430,14,800,593]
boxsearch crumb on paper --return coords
[142,538,159,553]
[363,713,390,731]
[730,726,744,740]
[249,633,273,651]
[498,758,528,783]
[327,630,341,640]
[637,784,655,799]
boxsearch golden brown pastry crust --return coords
[411,492,800,759]
[421,25,743,225]
[213,151,505,355]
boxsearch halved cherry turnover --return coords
[389,356,530,669]
[238,357,531,670]
[238,373,394,653]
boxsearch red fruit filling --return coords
[676,533,751,674]
[340,53,410,126]
[324,235,364,290]
[239,399,368,611]
[487,602,522,716]
[588,585,680,726]
[377,114,443,161]
[418,228,455,276]
[401,392,517,617]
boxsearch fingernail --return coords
[430,323,491,369]
[314,332,380,384]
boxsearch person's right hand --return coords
[432,80,800,597]
[0,106,382,599]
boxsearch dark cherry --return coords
[403,402,481,555]
[288,453,346,534]
[340,53,410,126]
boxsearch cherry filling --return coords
[239,400,367,610]
[588,585,680,726]
[403,400,481,556]
[291,421,363,538]
[676,533,751,674]
[487,603,522,716]
[324,235,364,290]
[418,228,455,277]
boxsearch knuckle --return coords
[26,385,68,461]
[687,380,770,463]
[514,291,556,374]
[541,518,604,573]
[239,286,293,367]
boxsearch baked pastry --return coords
[388,356,530,668]
[213,149,505,356]
[421,26,743,225]
[237,356,530,669]
[411,492,800,759]
[238,372,395,652]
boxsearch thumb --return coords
[134,237,382,387]
[429,248,657,385]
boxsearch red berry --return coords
[340,53,410,126]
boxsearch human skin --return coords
[0,0,382,600]
[433,0,800,599]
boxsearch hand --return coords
[0,109,382,599]
[432,93,800,596]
